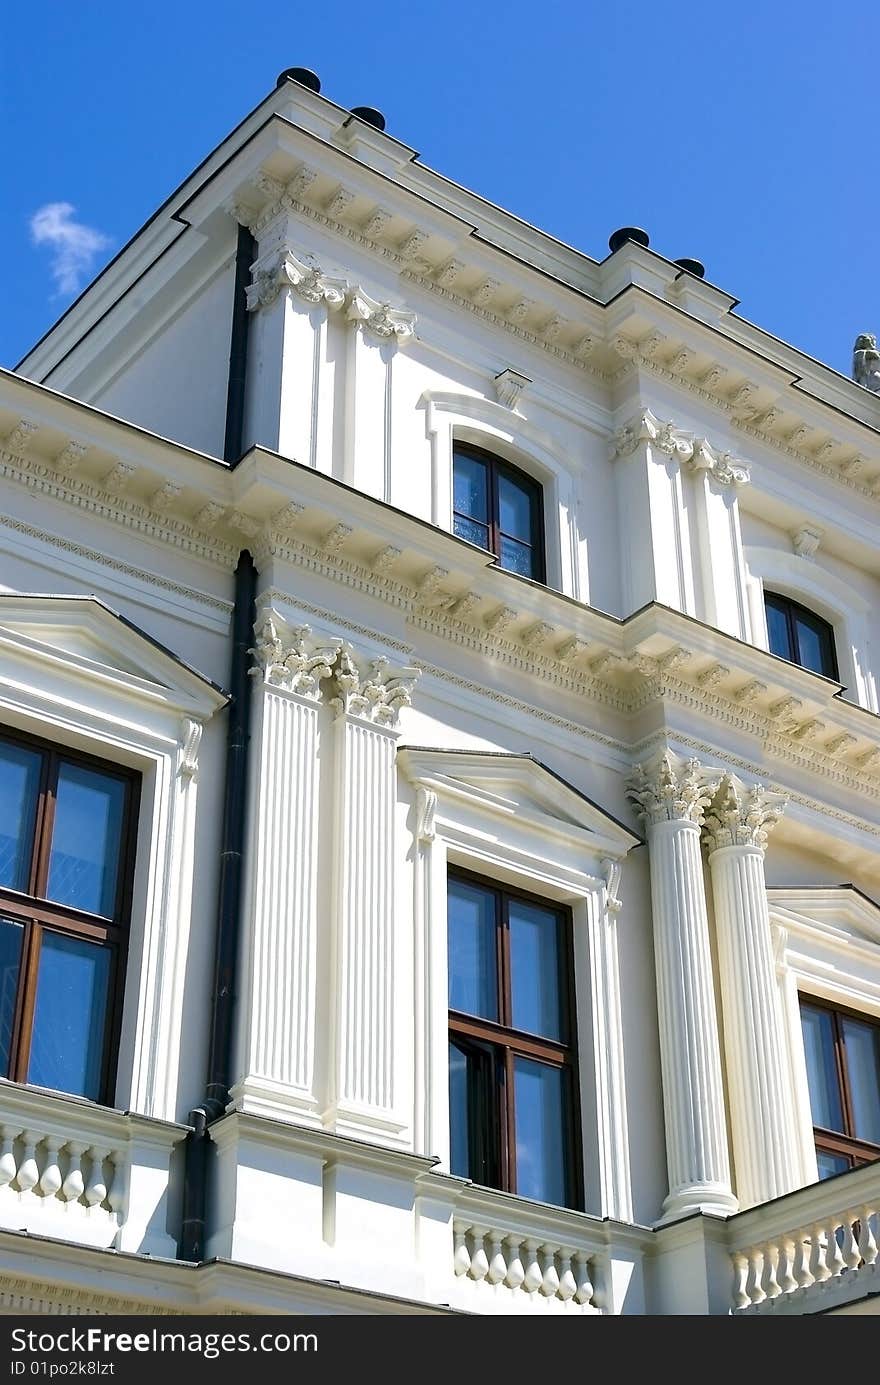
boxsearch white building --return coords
[0,65,878,1316]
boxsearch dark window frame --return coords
[448,865,583,1209]
[0,725,139,1105]
[452,442,547,583]
[799,993,880,1172]
[765,590,839,680]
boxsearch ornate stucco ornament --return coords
[246,251,348,312]
[702,774,787,853]
[626,751,721,827]
[853,333,880,393]
[494,368,531,411]
[249,614,340,698]
[611,409,750,486]
[329,643,420,726]
[347,288,417,344]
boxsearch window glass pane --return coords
[448,878,497,1020]
[0,742,41,892]
[498,471,534,542]
[453,514,491,551]
[514,1058,569,1206]
[816,1150,851,1180]
[28,933,110,1100]
[452,452,488,522]
[509,899,563,1040]
[0,919,23,1076]
[842,1017,880,1145]
[800,1004,844,1132]
[795,614,835,678]
[499,536,537,579]
[765,599,793,661]
[449,1041,471,1178]
[47,763,126,917]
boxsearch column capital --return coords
[246,249,348,313]
[347,287,417,345]
[249,612,340,699]
[702,774,787,854]
[329,642,420,727]
[626,750,721,828]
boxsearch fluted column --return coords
[231,613,338,1124]
[325,644,420,1146]
[627,752,737,1221]
[703,776,800,1208]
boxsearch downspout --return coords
[180,219,257,1263]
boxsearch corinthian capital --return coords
[246,251,347,312]
[329,643,420,727]
[702,774,787,853]
[250,613,340,698]
[626,751,721,827]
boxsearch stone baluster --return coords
[38,1137,62,1197]
[61,1143,86,1203]
[558,1252,577,1303]
[841,1216,861,1271]
[504,1239,525,1291]
[744,1247,766,1304]
[703,774,800,1208]
[731,1253,750,1309]
[468,1228,489,1283]
[760,1241,782,1299]
[522,1239,543,1294]
[627,752,737,1221]
[573,1252,594,1307]
[487,1234,507,1286]
[857,1206,878,1266]
[794,1232,815,1288]
[824,1218,846,1278]
[452,1224,471,1277]
[808,1224,831,1283]
[540,1245,560,1298]
[0,1127,18,1187]
[84,1148,108,1208]
[776,1237,799,1294]
[106,1151,127,1217]
[16,1133,39,1193]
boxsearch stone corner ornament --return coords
[853,332,880,392]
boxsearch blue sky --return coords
[3,3,877,378]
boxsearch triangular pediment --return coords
[768,885,880,952]
[397,746,641,857]
[0,595,227,716]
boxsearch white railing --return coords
[0,1080,186,1255]
[448,1185,612,1314]
[728,1161,880,1312]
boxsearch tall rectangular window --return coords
[0,729,138,1103]
[799,996,880,1177]
[452,444,545,582]
[448,869,580,1208]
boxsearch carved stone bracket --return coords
[627,751,721,827]
[702,774,787,853]
[177,717,204,781]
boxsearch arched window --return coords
[764,591,839,679]
[452,442,545,582]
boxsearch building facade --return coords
[0,67,878,1315]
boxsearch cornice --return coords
[609,330,880,504]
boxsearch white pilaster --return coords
[343,289,416,501]
[704,777,801,1208]
[325,645,420,1146]
[244,237,346,463]
[770,924,820,1189]
[231,614,338,1125]
[612,410,696,617]
[627,752,737,1222]
[689,446,751,640]
[583,863,633,1223]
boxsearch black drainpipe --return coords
[223,222,256,464]
[179,218,258,1263]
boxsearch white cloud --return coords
[29,202,113,297]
